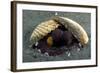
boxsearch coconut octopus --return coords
[30,16,89,56]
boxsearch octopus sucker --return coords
[30,16,89,56]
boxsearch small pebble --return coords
[79,43,82,48]
[68,52,71,57]
[35,42,38,46]
[55,12,58,15]
[37,49,41,53]
[44,52,49,56]
[77,48,81,52]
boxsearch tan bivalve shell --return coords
[30,16,89,46]
[30,20,59,44]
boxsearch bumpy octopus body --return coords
[30,16,89,56]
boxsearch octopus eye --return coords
[47,36,53,47]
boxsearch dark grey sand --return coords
[23,10,91,62]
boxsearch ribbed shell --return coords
[30,20,59,44]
